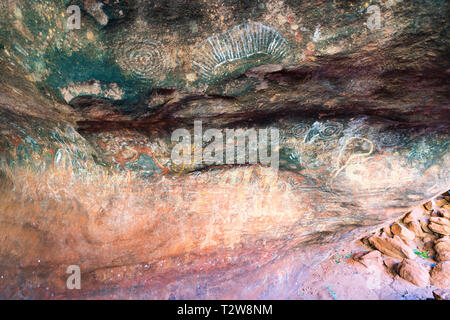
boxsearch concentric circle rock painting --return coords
[192,21,289,82]
[114,36,168,80]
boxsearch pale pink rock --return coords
[391,222,416,241]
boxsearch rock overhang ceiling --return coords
[0,0,448,299]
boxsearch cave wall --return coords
[0,0,448,299]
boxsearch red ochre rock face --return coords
[0,108,448,299]
[0,0,449,299]
[0,165,439,299]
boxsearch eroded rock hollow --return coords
[0,0,448,299]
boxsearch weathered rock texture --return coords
[0,0,448,299]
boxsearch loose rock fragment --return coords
[357,250,383,268]
[428,217,450,236]
[420,220,433,234]
[433,197,448,208]
[435,237,450,262]
[430,262,450,288]
[438,208,450,219]
[433,289,450,300]
[397,259,430,287]
[404,206,428,224]
[368,235,416,260]
[391,222,416,241]
[383,257,399,271]
[406,221,424,237]
[382,226,393,237]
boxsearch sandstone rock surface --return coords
[430,262,450,288]
[429,217,450,236]
[391,223,416,241]
[397,259,430,287]
[368,236,416,260]
[0,0,448,299]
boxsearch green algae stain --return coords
[125,154,162,177]
[406,137,449,169]
[45,47,123,85]
[43,46,147,106]
[279,148,304,171]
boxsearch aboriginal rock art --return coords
[0,0,448,300]
[192,21,289,82]
[113,36,168,80]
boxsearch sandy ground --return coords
[300,241,436,300]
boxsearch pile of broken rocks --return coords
[356,192,450,300]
